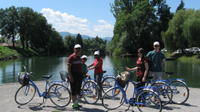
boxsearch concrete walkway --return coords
[0,82,200,112]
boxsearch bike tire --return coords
[170,80,189,104]
[15,84,36,105]
[81,80,99,104]
[151,82,173,105]
[136,89,162,112]
[101,76,116,93]
[102,87,124,110]
[48,84,71,107]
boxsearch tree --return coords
[0,6,19,47]
[176,0,185,12]
[18,7,35,49]
[109,0,175,56]
[162,9,200,51]
[76,33,83,47]
[64,35,76,53]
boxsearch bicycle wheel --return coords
[170,80,189,104]
[102,76,116,93]
[136,89,162,112]
[15,84,36,105]
[151,82,173,105]
[102,87,124,110]
[82,80,99,104]
[48,84,71,107]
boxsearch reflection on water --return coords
[0,56,200,88]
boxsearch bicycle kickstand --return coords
[125,105,135,112]
[38,97,47,107]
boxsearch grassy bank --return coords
[0,46,39,60]
[177,55,200,64]
[0,46,19,60]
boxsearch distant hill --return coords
[59,32,90,39]
[59,32,112,41]
[102,37,112,41]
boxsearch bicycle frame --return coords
[113,80,146,105]
[28,79,63,97]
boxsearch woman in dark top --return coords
[126,48,149,88]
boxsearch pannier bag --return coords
[116,71,130,88]
[18,72,30,86]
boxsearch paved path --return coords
[0,82,200,112]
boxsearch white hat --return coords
[74,44,81,48]
[81,55,87,59]
[94,51,100,55]
[153,41,160,46]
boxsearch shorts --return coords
[135,76,145,90]
[70,72,83,96]
[149,71,163,81]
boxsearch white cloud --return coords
[94,20,114,37]
[40,8,113,37]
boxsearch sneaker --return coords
[72,104,80,110]
[77,104,82,108]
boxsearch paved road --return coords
[0,82,200,112]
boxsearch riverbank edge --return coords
[0,46,37,61]
[165,51,200,63]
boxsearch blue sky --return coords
[0,0,200,37]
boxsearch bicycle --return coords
[102,79,162,112]
[59,71,116,104]
[15,70,71,107]
[144,76,173,106]
[160,72,190,104]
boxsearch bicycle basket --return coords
[18,72,30,86]
[116,77,126,88]
[116,71,130,88]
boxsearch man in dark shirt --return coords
[146,41,165,81]
[67,44,83,110]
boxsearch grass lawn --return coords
[0,46,19,59]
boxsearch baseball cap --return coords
[81,55,87,59]
[74,44,81,49]
[94,51,100,55]
[153,41,160,46]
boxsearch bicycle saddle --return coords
[42,74,53,79]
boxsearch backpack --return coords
[116,71,130,88]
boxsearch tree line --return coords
[0,6,65,55]
[108,0,193,56]
[163,9,200,52]
[0,6,106,55]
[64,34,107,55]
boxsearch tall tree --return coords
[162,9,198,51]
[76,33,83,47]
[0,6,19,47]
[109,0,172,56]
[18,7,35,49]
[176,0,185,12]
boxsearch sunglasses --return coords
[154,45,160,47]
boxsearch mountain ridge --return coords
[59,32,112,41]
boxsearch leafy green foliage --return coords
[0,6,65,55]
[64,34,106,54]
[109,0,172,56]
[163,9,200,51]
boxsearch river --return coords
[0,56,200,88]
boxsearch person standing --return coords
[88,50,103,97]
[126,48,149,88]
[67,44,83,110]
[81,55,89,78]
[146,41,165,81]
